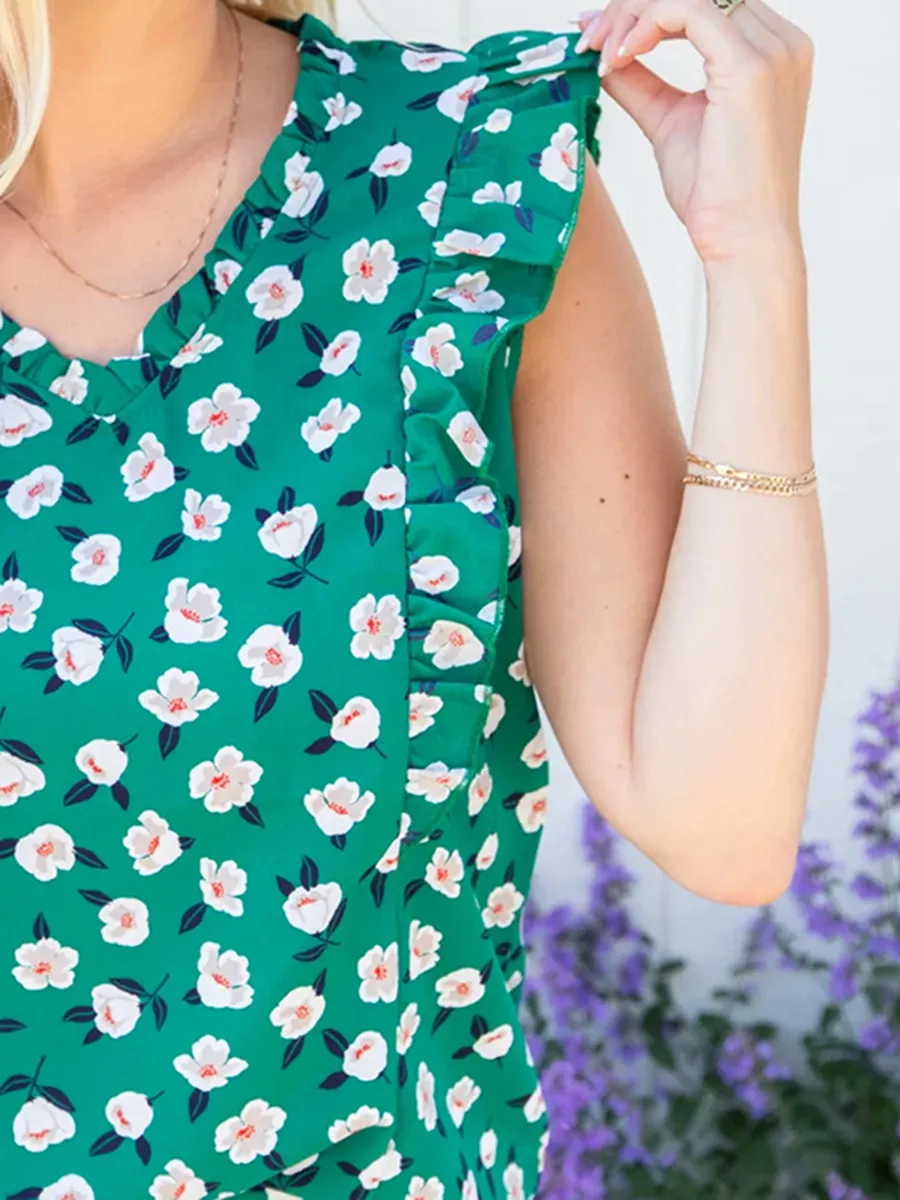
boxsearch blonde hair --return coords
[0,0,328,198]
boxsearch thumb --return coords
[599,58,687,142]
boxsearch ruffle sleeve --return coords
[401,29,602,842]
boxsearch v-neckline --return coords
[0,9,338,419]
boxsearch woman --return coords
[0,0,825,1196]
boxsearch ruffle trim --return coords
[400,28,602,843]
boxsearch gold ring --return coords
[711,0,747,14]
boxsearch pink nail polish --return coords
[575,12,604,54]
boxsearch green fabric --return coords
[0,14,601,1199]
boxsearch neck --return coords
[6,0,237,214]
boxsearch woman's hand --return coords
[575,0,815,266]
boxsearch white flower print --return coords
[502,1163,526,1200]
[456,483,497,514]
[508,637,531,685]
[508,35,568,73]
[416,1062,437,1132]
[474,1024,515,1061]
[446,1076,481,1128]
[448,410,489,466]
[197,942,253,1009]
[483,882,525,929]
[396,1001,420,1055]
[433,229,506,259]
[375,818,405,875]
[282,881,342,934]
[436,74,489,122]
[423,619,485,670]
[409,919,442,979]
[328,1105,393,1144]
[331,696,381,749]
[13,937,78,990]
[0,749,45,805]
[189,746,263,813]
[523,1083,547,1123]
[349,593,405,660]
[237,624,302,687]
[163,578,227,643]
[344,1031,388,1082]
[315,40,357,74]
[521,726,548,769]
[6,464,63,519]
[482,688,506,737]
[187,383,260,453]
[39,1176,95,1200]
[418,180,446,227]
[304,777,375,836]
[408,691,443,739]
[433,270,504,313]
[105,1091,153,1139]
[258,503,318,559]
[215,1099,286,1165]
[343,238,399,304]
[200,858,247,917]
[173,1035,248,1092]
[51,625,104,686]
[516,785,549,833]
[301,397,361,454]
[13,1098,75,1153]
[123,810,182,875]
[484,107,513,133]
[269,985,326,1039]
[358,942,398,1003]
[70,533,121,585]
[0,393,52,446]
[508,523,522,568]
[475,831,498,871]
[283,151,325,218]
[359,1139,404,1190]
[92,982,141,1038]
[406,762,466,805]
[472,180,522,206]
[364,464,406,510]
[3,325,46,357]
[505,969,524,993]
[98,897,150,947]
[48,359,88,405]
[0,577,43,632]
[323,91,362,130]
[214,258,243,293]
[425,846,464,898]
[245,264,304,319]
[182,488,230,541]
[411,323,463,377]
[461,1172,479,1200]
[539,1126,550,1174]
[121,432,176,502]
[406,1177,444,1200]
[320,329,362,375]
[15,824,75,881]
[370,141,413,178]
[468,764,493,817]
[409,556,460,597]
[149,1161,207,1200]
[480,1129,498,1169]
[540,121,581,192]
[401,47,466,71]
[171,324,223,368]
[401,363,417,409]
[436,967,485,1009]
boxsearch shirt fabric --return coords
[0,13,601,1200]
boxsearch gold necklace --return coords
[1,3,245,302]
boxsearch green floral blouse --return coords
[0,13,601,1200]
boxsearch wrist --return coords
[701,231,808,293]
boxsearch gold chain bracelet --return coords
[683,451,818,497]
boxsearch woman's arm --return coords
[512,95,827,905]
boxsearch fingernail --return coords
[575,12,604,54]
[617,27,637,58]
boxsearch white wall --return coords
[335,0,900,1029]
